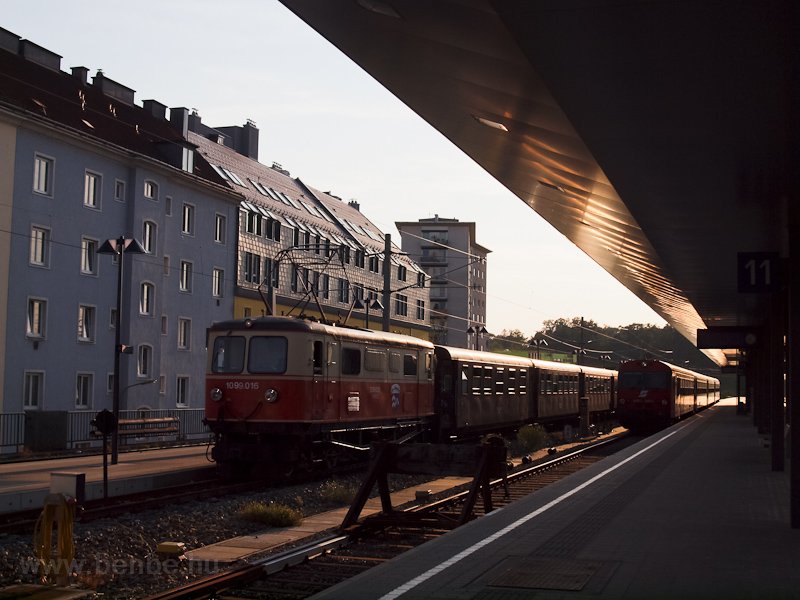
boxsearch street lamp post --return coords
[353,296,384,329]
[98,236,144,465]
[529,337,548,359]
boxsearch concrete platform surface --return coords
[312,398,800,599]
[0,446,214,513]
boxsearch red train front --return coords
[205,316,435,476]
[616,359,719,430]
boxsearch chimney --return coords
[348,200,361,212]
[143,99,167,120]
[216,121,259,160]
[93,71,135,105]
[0,27,20,55]
[71,66,89,86]
[170,107,189,137]
[19,39,61,71]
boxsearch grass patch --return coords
[319,480,358,504]
[237,501,303,527]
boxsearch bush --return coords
[516,424,547,453]
[319,480,357,505]
[237,501,303,527]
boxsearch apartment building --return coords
[0,28,239,413]
[187,114,430,338]
[396,216,490,348]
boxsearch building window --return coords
[24,371,44,409]
[212,268,224,298]
[107,373,114,394]
[398,265,407,282]
[291,265,299,293]
[30,226,50,267]
[416,299,425,320]
[165,195,172,216]
[245,210,262,236]
[417,272,426,288]
[161,315,168,335]
[144,180,158,200]
[322,274,330,299]
[27,298,46,338]
[369,256,380,273]
[395,294,408,317]
[143,221,157,254]
[140,282,154,315]
[266,218,281,242]
[75,373,93,409]
[110,308,117,329]
[159,375,166,395]
[338,278,349,303]
[182,203,195,235]
[138,344,152,377]
[163,256,170,276]
[244,252,261,284]
[177,318,191,350]
[215,214,226,244]
[114,179,125,202]
[77,305,95,342]
[180,261,193,292]
[176,376,189,407]
[33,154,53,196]
[354,250,365,269]
[80,237,98,275]
[83,171,101,208]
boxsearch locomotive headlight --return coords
[264,388,278,403]
[210,387,223,402]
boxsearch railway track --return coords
[146,432,634,600]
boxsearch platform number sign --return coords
[738,252,780,293]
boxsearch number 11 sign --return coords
[738,252,781,293]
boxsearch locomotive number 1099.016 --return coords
[225,381,261,390]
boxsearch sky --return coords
[3,0,666,338]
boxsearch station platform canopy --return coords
[280,0,795,367]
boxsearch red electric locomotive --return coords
[205,317,435,476]
[205,316,618,476]
[616,360,720,430]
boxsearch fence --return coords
[1,408,209,456]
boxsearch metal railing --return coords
[1,408,210,456]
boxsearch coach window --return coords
[211,336,245,373]
[403,354,418,376]
[472,366,482,395]
[365,349,386,373]
[494,368,505,394]
[507,369,516,395]
[483,367,493,394]
[248,337,288,374]
[461,366,470,395]
[519,369,527,395]
[342,347,361,375]
[389,352,402,374]
[313,341,324,375]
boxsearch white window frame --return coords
[83,170,101,209]
[27,297,47,338]
[215,213,226,244]
[23,371,44,410]
[143,220,157,254]
[181,203,195,236]
[77,304,96,342]
[138,344,152,378]
[179,260,193,293]
[80,237,99,276]
[176,375,189,407]
[114,179,126,202]
[144,179,158,201]
[177,317,191,351]
[140,282,154,316]
[33,154,54,196]
[75,372,93,409]
[29,225,50,267]
[212,268,224,298]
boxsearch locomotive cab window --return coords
[211,336,245,373]
[248,336,287,374]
